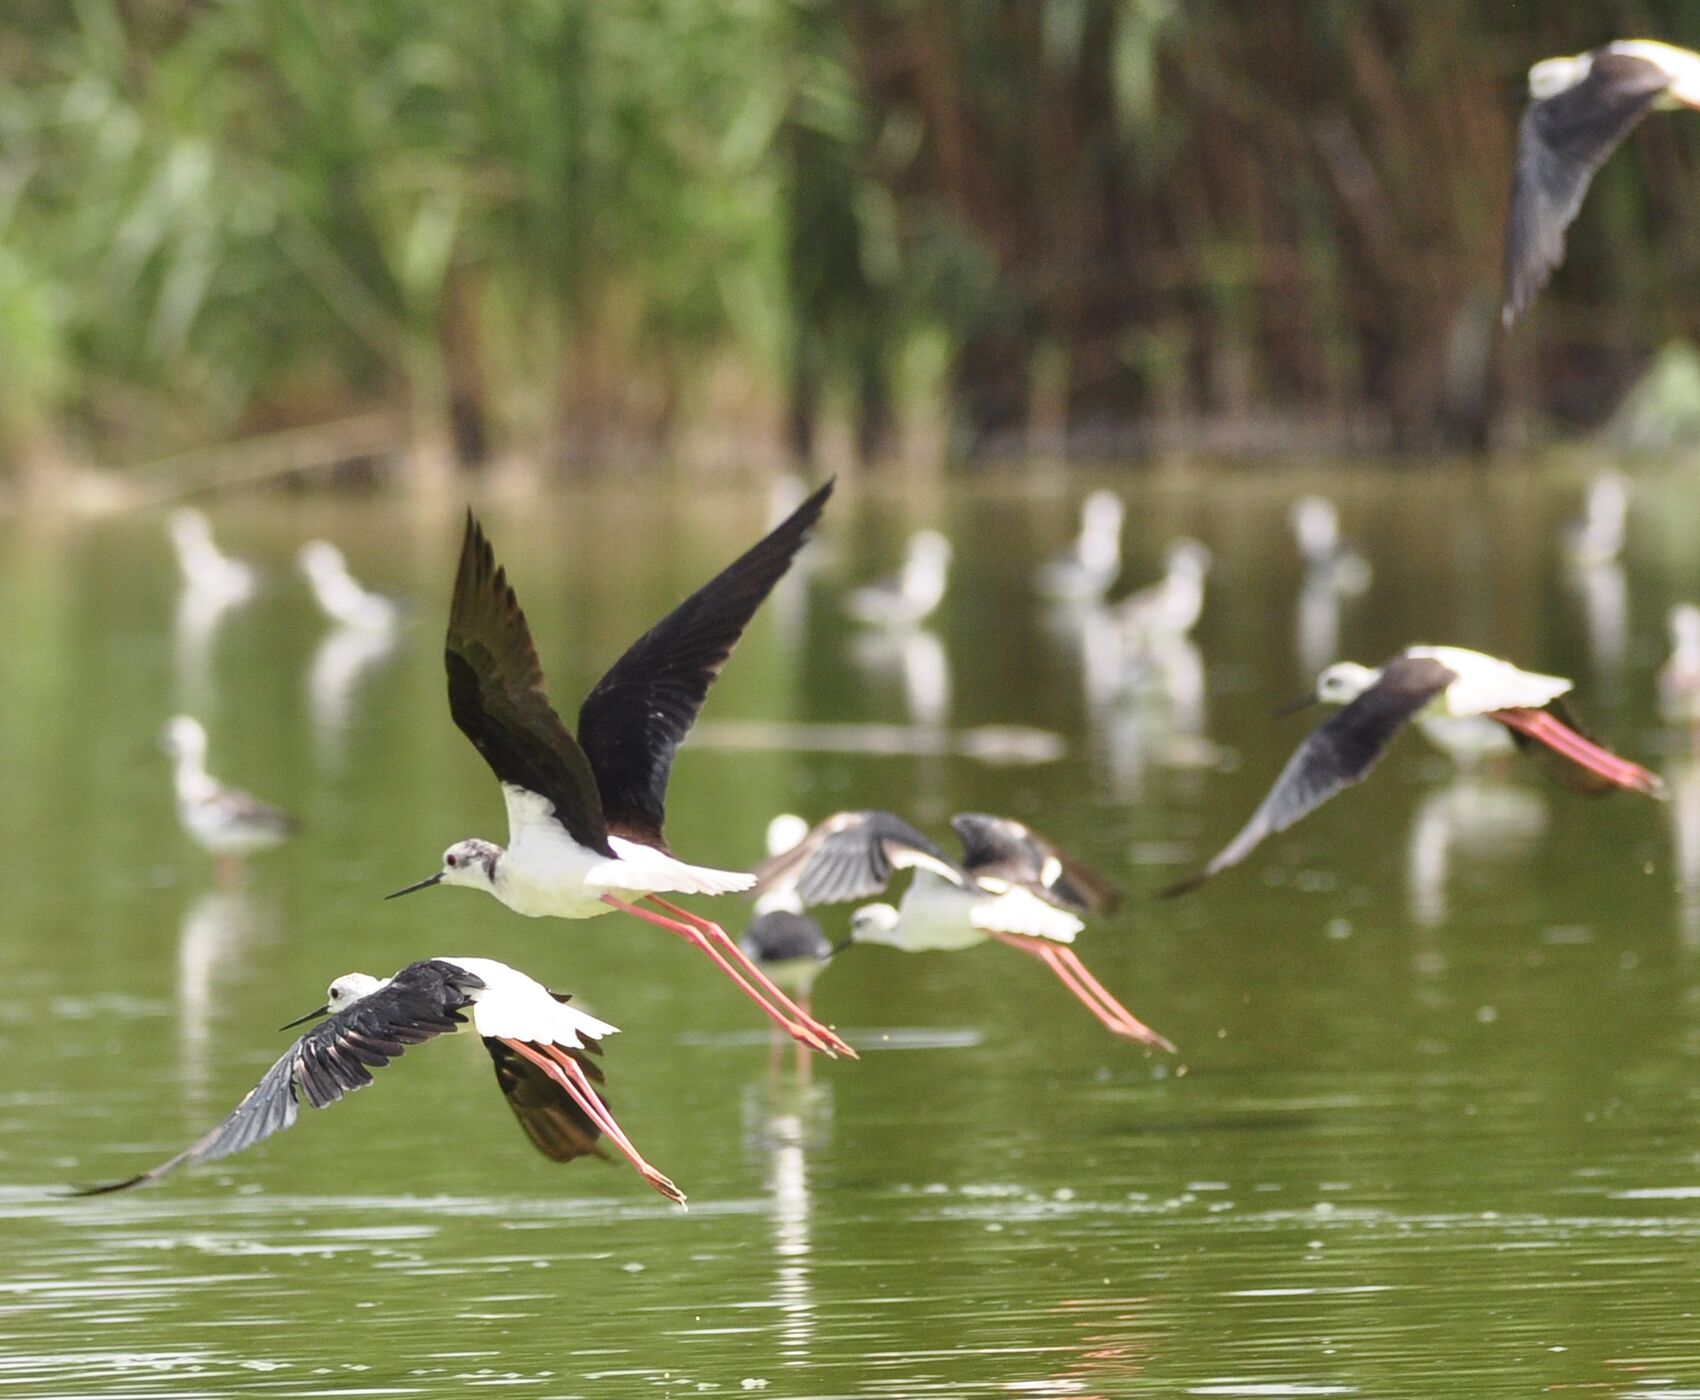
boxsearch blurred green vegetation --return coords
[4,0,1700,476]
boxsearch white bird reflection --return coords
[742,1077,831,1368]
[177,886,275,1104]
[1076,614,1213,801]
[1572,557,1628,686]
[1666,756,1700,949]
[1406,777,1547,928]
[849,627,951,730]
[173,586,246,712]
[308,623,402,766]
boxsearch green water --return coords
[4,467,1700,1398]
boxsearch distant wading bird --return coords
[845,529,952,629]
[1503,40,1700,324]
[1035,490,1125,604]
[1163,646,1663,897]
[298,540,407,633]
[160,715,296,877]
[71,957,684,1204]
[755,811,1175,1052]
[388,486,856,1059]
[740,815,835,1007]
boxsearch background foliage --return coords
[4,0,1700,474]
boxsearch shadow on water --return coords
[2,465,1700,1394]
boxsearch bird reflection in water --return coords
[1406,777,1547,928]
[308,624,402,767]
[177,886,275,1105]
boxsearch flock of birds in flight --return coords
[67,37,1700,1206]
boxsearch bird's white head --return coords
[167,508,213,555]
[1082,490,1124,537]
[910,530,953,566]
[1290,497,1340,556]
[278,972,386,1030]
[1167,538,1213,577]
[766,813,810,858]
[1315,661,1381,706]
[297,539,349,585]
[387,839,502,900]
[159,714,208,763]
[848,901,903,947]
[1672,603,1700,649]
[1529,53,1592,100]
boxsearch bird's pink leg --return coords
[1492,707,1665,796]
[601,895,847,1058]
[497,1038,686,1206]
[990,933,1176,1053]
[644,895,859,1060]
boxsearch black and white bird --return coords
[386,487,854,1059]
[755,811,1174,1051]
[1503,40,1700,325]
[1291,497,1371,595]
[298,540,406,633]
[845,529,952,629]
[1036,490,1125,604]
[740,815,835,1005]
[168,508,257,606]
[1564,474,1630,569]
[160,716,295,875]
[71,957,684,1204]
[1163,646,1663,896]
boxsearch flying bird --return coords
[1163,646,1663,896]
[755,810,1173,1051]
[388,486,854,1059]
[1503,40,1700,324]
[71,957,684,1204]
[160,715,296,876]
[740,815,835,1005]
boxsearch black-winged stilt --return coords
[1564,475,1629,570]
[1116,539,1211,646]
[1291,497,1371,595]
[168,508,257,606]
[387,485,855,1059]
[845,529,951,629]
[298,540,406,633]
[1503,41,1700,324]
[755,811,1175,1051]
[1163,646,1663,897]
[71,957,684,1203]
[160,716,295,877]
[1036,490,1124,603]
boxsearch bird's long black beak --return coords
[1275,692,1319,718]
[824,937,854,959]
[385,872,443,900]
[278,1004,329,1032]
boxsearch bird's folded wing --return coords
[950,813,1121,914]
[483,1039,607,1164]
[1503,53,1671,324]
[753,809,964,907]
[576,482,832,848]
[446,513,613,855]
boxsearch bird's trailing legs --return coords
[497,1038,686,1206]
[600,895,856,1059]
[1492,707,1665,797]
[991,933,1176,1053]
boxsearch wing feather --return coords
[575,482,832,847]
[752,809,964,907]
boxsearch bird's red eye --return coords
[446,854,458,867]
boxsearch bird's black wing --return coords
[1162,655,1456,897]
[950,813,1122,915]
[752,809,964,907]
[446,513,613,856]
[576,481,832,848]
[71,961,484,1194]
[1503,52,1672,324]
[483,1037,607,1165]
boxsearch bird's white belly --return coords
[495,835,621,920]
[894,885,987,952]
